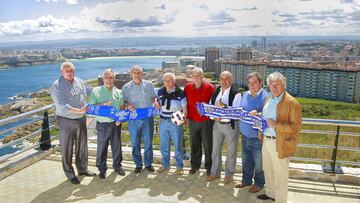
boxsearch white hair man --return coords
[207,71,242,184]
[89,69,125,179]
[50,62,96,184]
[122,65,160,173]
[256,72,302,202]
[157,72,187,175]
[184,67,215,175]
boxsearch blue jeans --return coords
[159,118,184,168]
[241,135,265,188]
[128,117,154,168]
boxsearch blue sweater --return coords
[239,89,268,138]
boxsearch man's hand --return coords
[70,106,87,114]
[214,117,221,122]
[266,119,276,128]
[183,119,189,127]
[249,110,260,116]
[103,101,112,106]
[258,133,263,143]
[115,121,122,126]
[127,103,135,111]
[154,100,160,109]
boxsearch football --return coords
[171,111,185,125]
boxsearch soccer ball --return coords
[171,111,185,125]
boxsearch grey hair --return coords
[192,67,204,76]
[163,72,176,81]
[60,62,75,71]
[220,71,233,82]
[130,64,143,73]
[266,72,286,88]
[247,72,263,83]
[102,68,115,78]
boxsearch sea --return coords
[0,56,178,156]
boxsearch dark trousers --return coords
[57,116,88,180]
[189,119,213,171]
[95,121,123,173]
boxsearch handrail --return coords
[0,104,54,126]
[0,104,359,175]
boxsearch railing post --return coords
[322,125,343,174]
[39,111,51,150]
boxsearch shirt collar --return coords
[270,91,285,102]
[221,86,231,95]
[166,86,176,93]
[247,88,263,97]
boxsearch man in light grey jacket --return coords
[50,62,96,184]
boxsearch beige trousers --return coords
[262,137,290,203]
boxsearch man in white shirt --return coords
[206,71,242,184]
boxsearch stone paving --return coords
[0,152,359,203]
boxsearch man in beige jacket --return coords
[256,72,302,202]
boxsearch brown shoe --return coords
[248,185,262,193]
[223,176,233,184]
[206,175,220,181]
[234,183,251,188]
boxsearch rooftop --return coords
[0,151,359,203]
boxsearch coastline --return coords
[0,55,204,69]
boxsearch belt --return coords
[265,135,276,139]
[219,121,231,124]
[97,121,115,124]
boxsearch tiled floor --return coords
[0,152,359,203]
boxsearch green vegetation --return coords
[298,97,360,120]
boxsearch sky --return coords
[0,0,360,42]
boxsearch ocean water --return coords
[0,56,176,104]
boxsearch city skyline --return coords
[1,0,360,42]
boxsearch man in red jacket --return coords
[184,67,215,175]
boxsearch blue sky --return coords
[1,0,360,42]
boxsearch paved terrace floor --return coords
[0,151,359,203]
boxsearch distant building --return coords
[179,58,203,68]
[236,49,253,61]
[162,61,179,69]
[205,48,220,74]
[261,37,266,49]
[218,59,360,103]
[252,40,258,47]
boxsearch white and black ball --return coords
[171,111,185,125]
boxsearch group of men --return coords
[51,61,302,202]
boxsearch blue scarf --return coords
[86,104,159,122]
[196,102,267,132]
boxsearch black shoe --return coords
[134,167,142,174]
[189,168,198,175]
[257,194,275,201]
[116,168,125,176]
[206,169,211,176]
[69,177,80,184]
[146,166,155,172]
[99,172,106,179]
[79,171,96,177]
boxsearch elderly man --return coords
[89,69,125,179]
[122,65,159,173]
[207,71,242,184]
[256,72,302,202]
[184,67,215,175]
[50,62,96,184]
[234,72,268,193]
[157,72,187,175]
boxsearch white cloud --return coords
[2,0,360,41]
[37,0,78,5]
